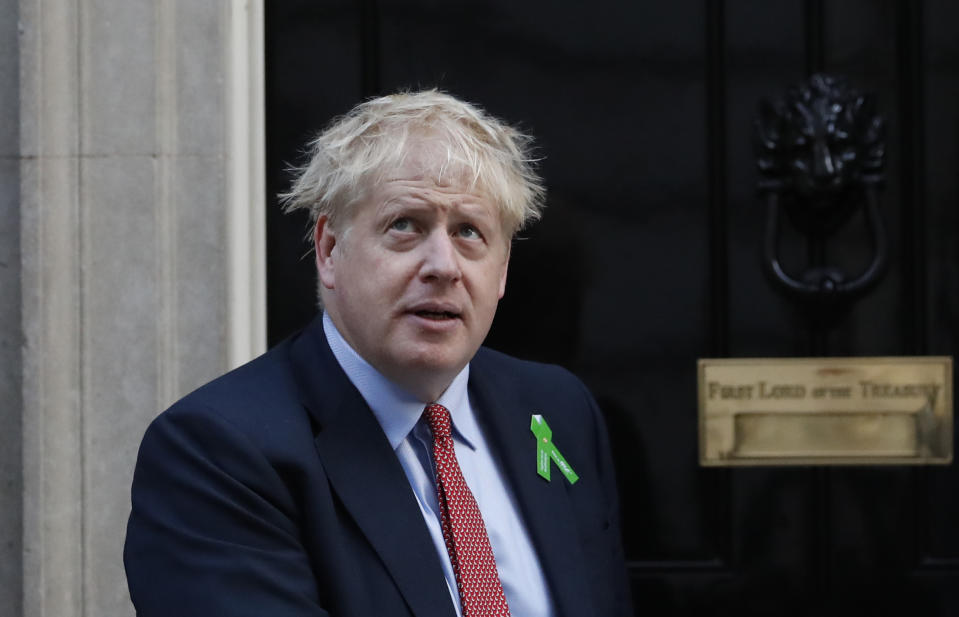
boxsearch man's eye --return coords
[457,224,481,240]
[390,218,413,232]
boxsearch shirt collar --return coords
[322,312,478,451]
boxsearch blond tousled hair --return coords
[281,89,545,237]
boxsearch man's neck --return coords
[321,311,471,450]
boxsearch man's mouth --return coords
[414,310,460,320]
[408,301,462,321]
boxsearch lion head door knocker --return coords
[755,73,887,325]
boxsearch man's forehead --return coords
[360,160,504,221]
[334,133,516,237]
[362,183,509,240]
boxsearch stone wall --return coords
[6,2,264,615]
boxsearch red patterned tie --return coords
[424,403,511,617]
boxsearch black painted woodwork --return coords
[265,1,959,615]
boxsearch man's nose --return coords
[420,230,462,282]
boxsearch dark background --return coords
[265,1,959,615]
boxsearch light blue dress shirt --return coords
[322,313,555,617]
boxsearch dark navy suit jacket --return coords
[124,315,632,617]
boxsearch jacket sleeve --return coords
[124,404,328,617]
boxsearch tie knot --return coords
[424,403,452,440]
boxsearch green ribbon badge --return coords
[530,414,579,484]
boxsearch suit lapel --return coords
[290,317,455,617]
[469,355,596,617]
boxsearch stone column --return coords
[15,1,265,616]
[1,0,23,615]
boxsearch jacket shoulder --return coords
[472,345,587,397]
[152,337,315,458]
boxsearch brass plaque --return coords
[698,357,953,466]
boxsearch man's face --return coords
[315,160,510,402]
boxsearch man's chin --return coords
[382,344,473,389]
[400,348,471,375]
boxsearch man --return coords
[124,90,631,617]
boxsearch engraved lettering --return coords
[858,381,940,404]
[812,386,852,398]
[759,381,806,399]
[708,382,754,400]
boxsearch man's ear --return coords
[314,216,337,290]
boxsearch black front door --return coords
[265,2,959,614]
